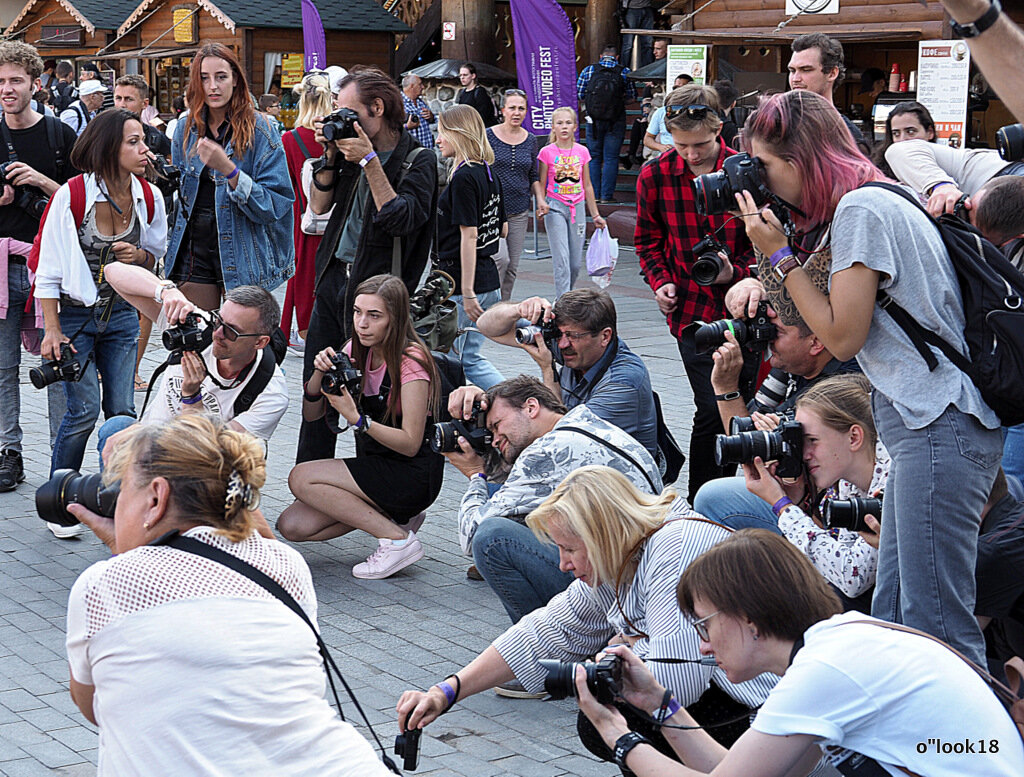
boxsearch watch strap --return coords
[715,391,742,402]
[153,280,176,303]
[773,253,803,281]
[951,0,1001,38]
[613,731,650,769]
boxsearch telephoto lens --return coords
[996,123,1024,163]
[753,368,790,411]
[822,497,882,532]
[538,654,622,704]
[35,469,119,527]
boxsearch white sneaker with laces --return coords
[47,521,87,539]
[352,532,423,579]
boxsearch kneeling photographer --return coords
[279,274,444,580]
[396,467,774,764]
[59,415,395,776]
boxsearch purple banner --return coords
[509,0,577,134]
[301,0,327,72]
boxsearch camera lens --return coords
[35,469,119,527]
[823,497,882,532]
[714,429,779,467]
[692,252,726,286]
[996,123,1024,162]
[692,170,733,216]
[515,325,542,345]
[538,659,577,700]
[754,369,790,410]
[687,318,749,355]
[29,361,60,390]
[430,422,461,453]
[729,415,756,435]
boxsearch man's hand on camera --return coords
[0,184,14,207]
[444,436,486,479]
[5,161,56,194]
[41,329,72,361]
[516,296,553,325]
[744,456,787,505]
[711,253,735,285]
[725,277,766,319]
[859,514,881,549]
[161,290,195,325]
[334,121,374,162]
[67,503,117,553]
[520,330,554,372]
[926,184,969,219]
[448,386,486,420]
[396,686,448,732]
[710,331,744,394]
[654,282,678,315]
[179,351,205,399]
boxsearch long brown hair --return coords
[184,42,257,157]
[349,274,440,421]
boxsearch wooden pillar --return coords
[441,0,495,64]
[585,0,618,67]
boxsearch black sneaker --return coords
[0,450,25,492]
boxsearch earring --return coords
[752,631,759,641]
[143,522,150,529]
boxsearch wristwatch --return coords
[951,0,1001,38]
[153,280,177,303]
[773,253,803,282]
[613,732,650,769]
[715,391,741,402]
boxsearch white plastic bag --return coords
[300,157,334,235]
[586,227,618,288]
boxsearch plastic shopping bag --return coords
[586,227,619,289]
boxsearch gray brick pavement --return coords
[0,237,697,776]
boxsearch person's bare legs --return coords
[178,281,224,312]
[135,313,152,387]
[278,459,408,542]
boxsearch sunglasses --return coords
[505,89,527,97]
[211,310,265,342]
[664,103,711,121]
[692,610,720,642]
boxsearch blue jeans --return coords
[621,7,655,68]
[96,414,137,472]
[51,304,138,475]
[0,263,30,453]
[870,393,1001,667]
[472,517,575,623]
[587,118,626,201]
[693,475,783,534]
[453,288,503,390]
[545,198,585,298]
[1002,424,1024,485]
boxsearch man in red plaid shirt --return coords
[635,83,760,502]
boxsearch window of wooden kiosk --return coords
[155,57,191,114]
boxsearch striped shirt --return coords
[491,506,777,708]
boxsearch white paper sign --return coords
[442,22,456,41]
[917,40,971,147]
[785,0,840,14]
[666,45,707,88]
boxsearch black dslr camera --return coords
[321,352,363,396]
[430,401,492,455]
[36,469,119,527]
[30,343,83,389]
[514,319,559,348]
[996,123,1024,162]
[715,419,804,479]
[692,152,795,234]
[321,108,360,142]
[539,653,623,705]
[394,714,421,772]
[0,162,49,219]
[150,154,181,197]
[823,496,882,533]
[684,300,776,355]
[691,234,730,286]
[163,311,214,353]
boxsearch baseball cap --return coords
[79,79,108,97]
[326,65,348,95]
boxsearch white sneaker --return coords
[47,521,87,539]
[288,330,305,356]
[352,532,424,579]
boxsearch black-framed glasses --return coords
[211,310,265,342]
[664,103,711,121]
[692,610,720,642]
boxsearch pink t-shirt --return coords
[538,142,591,206]
[343,343,430,418]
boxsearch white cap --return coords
[79,79,107,96]
[326,66,348,95]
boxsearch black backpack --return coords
[585,64,626,122]
[864,182,1024,427]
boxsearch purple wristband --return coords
[769,246,793,268]
[772,496,794,516]
[225,165,240,180]
[181,390,203,406]
[435,681,456,706]
[664,696,682,721]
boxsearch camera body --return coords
[320,352,363,396]
[996,123,1024,163]
[394,715,421,772]
[409,272,455,319]
[30,342,82,389]
[430,401,492,455]
[691,234,730,286]
[692,152,795,233]
[539,653,622,705]
[514,319,559,347]
[321,108,360,142]
[36,469,119,527]
[823,496,882,532]
[151,154,181,197]
[686,300,776,355]
[0,162,49,219]
[715,418,804,479]
[162,312,214,353]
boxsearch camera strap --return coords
[554,425,657,493]
[0,117,19,164]
[155,530,401,775]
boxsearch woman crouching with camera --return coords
[279,274,444,579]
[396,467,775,767]
[65,415,394,776]
[575,530,1024,777]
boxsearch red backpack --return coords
[28,174,156,274]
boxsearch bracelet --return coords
[180,390,202,406]
[951,0,1002,38]
[225,165,240,181]
[434,682,456,707]
[652,690,682,723]
[715,391,741,402]
[768,246,794,268]
[772,496,794,516]
[303,380,324,402]
[359,151,378,168]
[474,472,487,482]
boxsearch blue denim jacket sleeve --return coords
[227,116,295,225]
[372,146,437,238]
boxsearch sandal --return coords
[134,376,149,391]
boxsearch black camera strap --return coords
[0,116,19,164]
[554,425,657,493]
[155,530,401,775]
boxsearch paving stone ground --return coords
[0,234,699,776]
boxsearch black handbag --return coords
[654,391,685,485]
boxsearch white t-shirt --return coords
[753,612,1024,777]
[142,344,289,441]
[66,527,393,777]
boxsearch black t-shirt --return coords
[0,115,79,244]
[436,162,504,293]
[457,87,497,127]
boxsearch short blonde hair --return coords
[293,72,333,130]
[105,415,266,542]
[526,466,675,586]
[547,106,578,145]
[438,104,494,165]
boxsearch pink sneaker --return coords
[352,532,424,579]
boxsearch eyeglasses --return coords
[692,610,720,642]
[557,329,598,343]
[664,104,711,121]
[211,310,265,342]
[505,89,526,97]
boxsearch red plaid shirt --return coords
[635,139,754,339]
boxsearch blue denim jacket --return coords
[167,115,295,291]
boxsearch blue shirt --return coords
[646,106,673,146]
[577,56,637,103]
[559,336,657,457]
[401,94,435,149]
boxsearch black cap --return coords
[79,61,101,74]
[859,67,886,94]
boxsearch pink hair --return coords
[746,91,886,227]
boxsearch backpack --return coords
[28,174,156,275]
[864,182,1024,427]
[585,64,626,122]
[232,329,287,417]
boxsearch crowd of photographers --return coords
[4,0,1024,771]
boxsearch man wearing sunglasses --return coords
[95,263,289,461]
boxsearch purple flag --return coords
[301,0,327,72]
[509,0,577,134]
